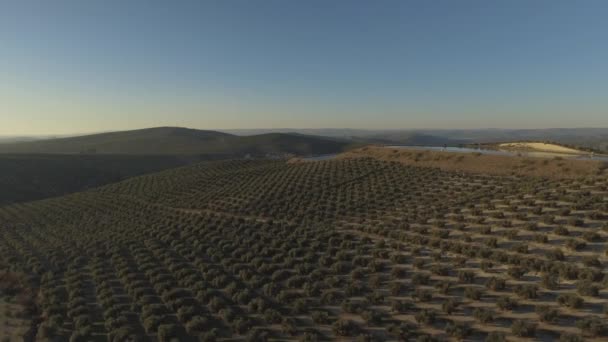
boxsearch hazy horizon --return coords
[3,125,608,139]
[2,0,608,135]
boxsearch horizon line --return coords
[2,125,608,138]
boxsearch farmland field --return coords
[1,157,608,341]
[0,154,195,206]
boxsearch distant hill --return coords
[364,132,467,146]
[0,127,354,156]
[368,128,608,152]
[223,128,608,152]
[0,136,40,144]
[0,127,355,205]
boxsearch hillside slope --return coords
[336,146,606,178]
[225,128,608,152]
[0,127,352,155]
[0,158,607,340]
[0,154,193,206]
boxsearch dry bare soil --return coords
[497,142,584,154]
[337,146,607,179]
[0,156,607,341]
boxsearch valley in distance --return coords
[1,126,608,341]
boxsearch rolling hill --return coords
[0,127,357,205]
[1,157,607,340]
[0,154,194,205]
[0,127,353,156]
[224,128,608,152]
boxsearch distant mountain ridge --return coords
[2,127,606,154]
[0,127,354,156]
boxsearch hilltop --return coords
[0,127,354,156]
[497,142,587,154]
[334,146,607,179]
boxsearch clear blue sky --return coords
[1,0,607,134]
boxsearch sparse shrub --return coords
[582,256,601,268]
[431,251,442,261]
[566,239,586,251]
[534,234,548,243]
[391,300,413,313]
[582,231,602,242]
[464,287,483,300]
[511,243,528,254]
[391,253,408,264]
[485,277,506,291]
[511,319,537,337]
[390,281,403,296]
[361,309,383,325]
[576,316,607,337]
[70,328,92,342]
[514,284,537,299]
[576,280,599,297]
[366,290,385,304]
[441,298,459,314]
[332,319,360,336]
[321,289,344,304]
[263,308,282,324]
[186,316,209,334]
[578,267,602,282]
[445,322,472,339]
[507,266,526,279]
[387,323,413,340]
[543,215,555,224]
[430,264,449,276]
[299,329,321,342]
[484,238,498,248]
[480,260,493,272]
[485,331,506,342]
[391,267,406,279]
[411,273,430,286]
[247,328,269,341]
[311,310,332,324]
[473,307,494,324]
[413,288,433,302]
[38,320,60,338]
[557,293,584,308]
[554,226,570,236]
[292,298,308,314]
[457,270,475,283]
[435,281,451,295]
[415,334,439,342]
[341,299,362,314]
[547,248,565,261]
[497,296,518,311]
[157,324,183,341]
[541,273,559,290]
[535,305,559,322]
[480,226,492,234]
[281,318,297,336]
[414,309,436,325]
[559,333,584,342]
[567,217,584,227]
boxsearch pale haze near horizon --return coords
[1,0,607,135]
